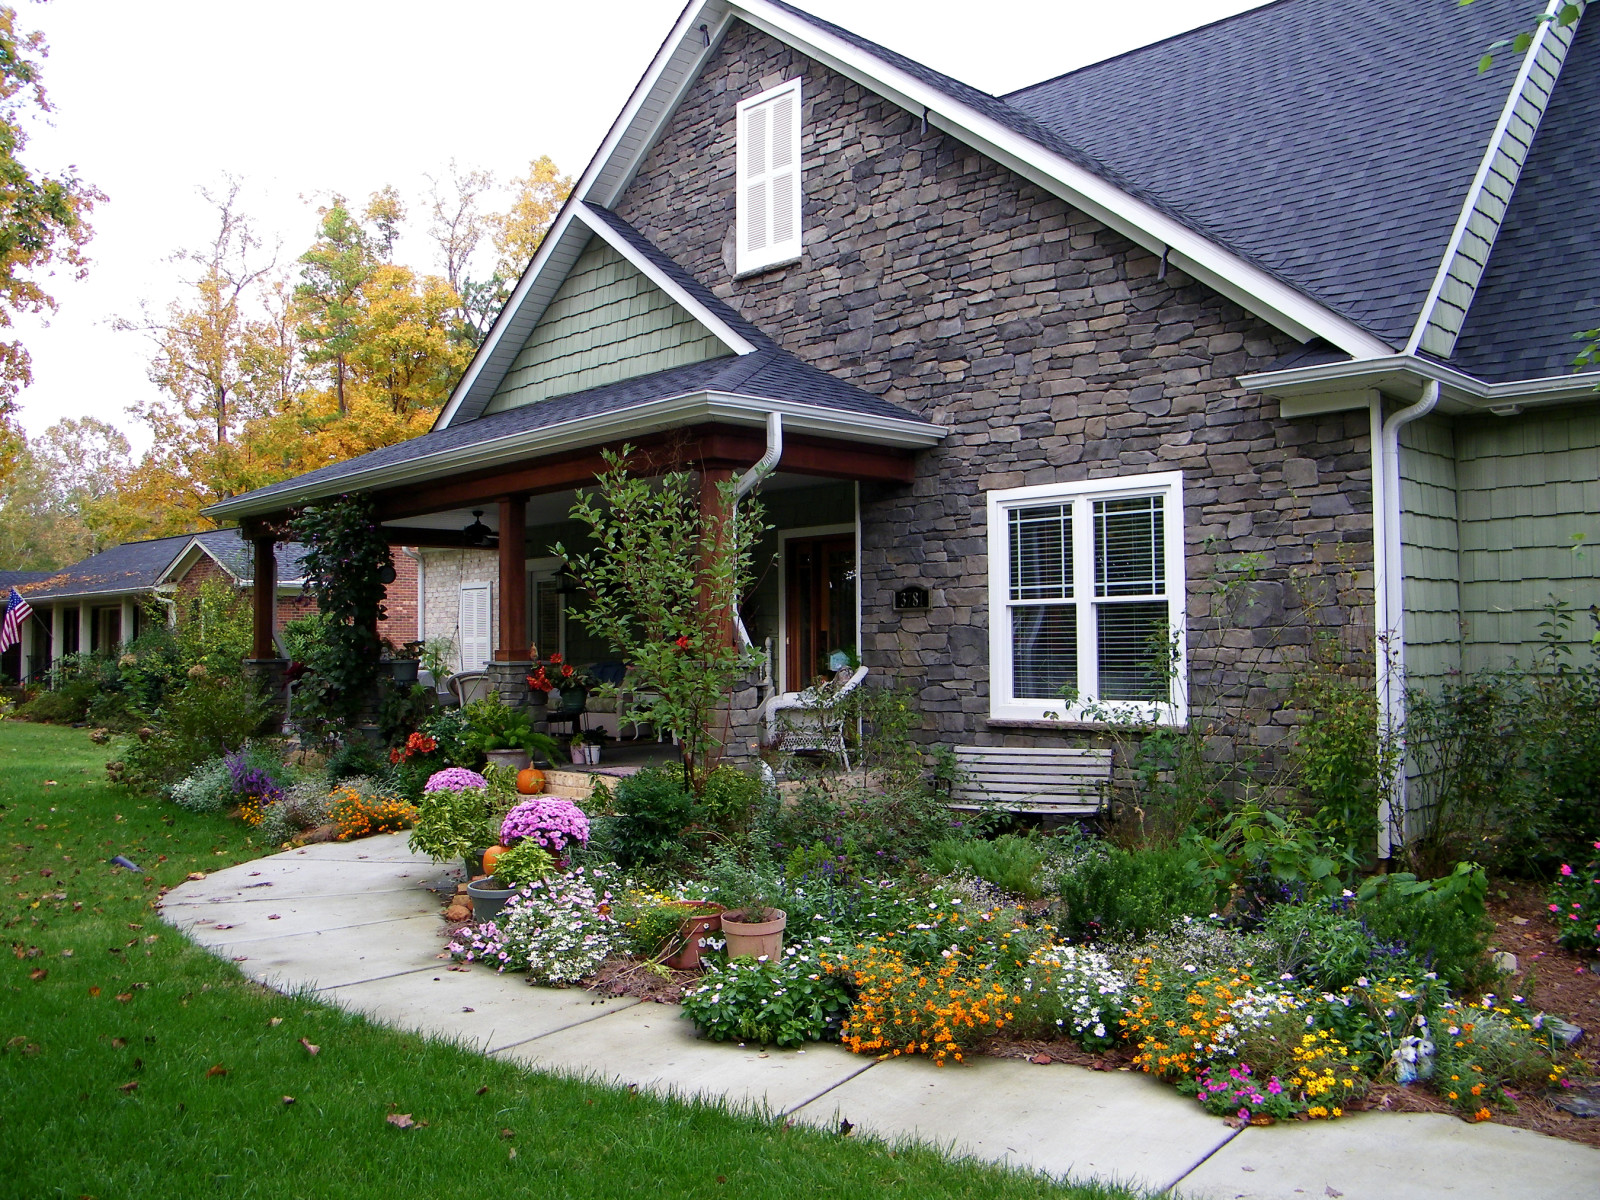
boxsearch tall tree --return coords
[0,417,129,568]
[488,155,571,281]
[0,6,104,484]
[295,194,381,417]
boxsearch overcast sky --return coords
[11,0,1267,447]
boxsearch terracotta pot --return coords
[721,908,787,961]
[516,767,546,795]
[466,875,516,923]
[480,843,510,876]
[661,902,724,970]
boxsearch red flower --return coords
[526,668,555,693]
[675,635,690,650]
[388,748,401,764]
[549,652,563,665]
[560,663,575,678]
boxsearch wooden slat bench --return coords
[949,745,1112,815]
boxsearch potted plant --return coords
[379,639,421,685]
[466,840,555,921]
[408,768,503,874]
[568,729,601,765]
[721,886,787,960]
[663,901,724,970]
[463,694,561,771]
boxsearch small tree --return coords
[554,449,766,794]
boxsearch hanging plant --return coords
[291,493,393,724]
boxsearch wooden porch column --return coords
[699,467,736,647]
[496,494,528,660]
[251,536,277,660]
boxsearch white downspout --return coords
[1372,379,1440,860]
[731,412,783,649]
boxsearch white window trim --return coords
[735,77,803,276]
[986,471,1188,726]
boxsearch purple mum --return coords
[424,767,489,794]
[501,797,589,852]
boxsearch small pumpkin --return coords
[480,844,511,876]
[516,766,546,795]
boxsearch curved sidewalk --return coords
[159,833,1600,1199]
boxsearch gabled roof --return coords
[161,530,311,587]
[1452,12,1600,383]
[19,535,195,601]
[0,570,50,591]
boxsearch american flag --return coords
[0,587,32,654]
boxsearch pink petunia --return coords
[1560,864,1574,876]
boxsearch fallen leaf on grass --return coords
[268,1017,283,1027]
[498,1128,514,1140]
[28,968,46,981]
[110,1037,126,1049]
[475,1085,488,1095]
[508,1147,517,1161]
[88,986,100,997]
[59,948,73,958]
[117,1080,138,1093]
[206,1064,227,1078]
[386,1113,416,1130]
[186,872,205,881]
[115,993,132,1003]
[282,1096,295,1106]
[299,1038,319,1056]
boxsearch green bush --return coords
[408,786,507,863]
[695,763,763,832]
[1055,845,1221,941]
[1259,900,1395,990]
[680,950,851,1048]
[14,687,88,724]
[326,738,389,783]
[120,671,274,792]
[929,834,1047,899]
[492,840,556,889]
[603,766,694,868]
[1354,863,1493,993]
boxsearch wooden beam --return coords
[496,494,528,661]
[251,536,277,659]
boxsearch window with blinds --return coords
[736,79,802,275]
[988,473,1186,723]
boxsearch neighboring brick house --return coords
[11,530,418,681]
[206,0,1600,853]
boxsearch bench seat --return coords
[949,745,1112,815]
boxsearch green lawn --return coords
[0,722,1141,1199]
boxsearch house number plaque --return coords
[893,586,930,612]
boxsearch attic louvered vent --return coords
[736,79,802,275]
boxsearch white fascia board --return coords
[205,393,944,518]
[1241,354,1600,414]
[733,0,1393,359]
[573,205,755,355]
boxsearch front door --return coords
[784,534,856,690]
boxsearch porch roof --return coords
[206,349,942,522]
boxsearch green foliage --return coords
[1292,663,1379,862]
[680,950,851,1048]
[754,779,969,870]
[119,669,273,792]
[492,839,556,889]
[290,492,393,726]
[324,737,389,783]
[13,681,86,723]
[1055,845,1221,941]
[1355,863,1493,993]
[460,693,559,761]
[376,680,435,746]
[602,766,695,869]
[407,786,506,862]
[553,448,767,793]
[1548,839,1600,952]
[695,763,763,832]
[279,612,335,664]
[929,834,1047,900]
[1259,900,1398,991]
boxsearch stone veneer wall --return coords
[417,548,500,673]
[615,20,1376,767]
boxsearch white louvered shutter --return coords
[737,79,802,274]
[458,582,492,672]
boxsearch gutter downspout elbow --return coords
[1374,379,1440,860]
[732,413,783,649]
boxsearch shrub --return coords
[1055,845,1220,941]
[448,868,618,983]
[1008,944,1126,1048]
[14,686,88,724]
[1354,863,1492,993]
[325,738,390,783]
[168,756,235,814]
[696,763,763,831]
[929,834,1047,899]
[491,840,555,889]
[1547,838,1600,952]
[605,766,694,867]
[680,948,851,1048]
[257,780,333,844]
[327,785,415,840]
[120,671,273,792]
[409,786,506,862]
[1259,898,1404,991]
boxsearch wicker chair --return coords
[759,665,869,770]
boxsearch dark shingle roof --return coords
[19,535,194,601]
[1451,14,1600,383]
[190,530,310,584]
[214,212,933,514]
[1000,0,1526,350]
[0,570,50,591]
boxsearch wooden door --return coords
[784,534,856,690]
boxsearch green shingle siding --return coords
[484,236,730,414]
[1400,417,1462,684]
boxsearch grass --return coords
[0,721,1143,1199]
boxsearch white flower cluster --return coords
[1018,945,1127,1045]
[450,868,619,985]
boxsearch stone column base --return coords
[243,658,291,704]
[486,660,546,730]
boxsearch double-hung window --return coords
[736,78,802,275]
[987,472,1187,724]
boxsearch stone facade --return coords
[417,548,500,672]
[614,21,1375,762]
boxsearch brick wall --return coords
[379,549,419,646]
[614,21,1375,765]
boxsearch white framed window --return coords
[736,78,802,275]
[986,472,1187,724]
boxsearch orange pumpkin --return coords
[516,766,546,795]
[481,844,510,875]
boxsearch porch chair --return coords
[445,670,491,707]
[759,665,869,770]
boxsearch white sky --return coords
[11,0,1266,448]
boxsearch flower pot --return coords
[584,743,601,765]
[570,746,587,764]
[484,748,530,772]
[662,902,724,971]
[721,908,786,961]
[463,846,488,877]
[466,875,517,923]
[381,659,420,684]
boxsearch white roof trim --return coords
[1403,1,1583,358]
[206,390,945,519]
[573,204,756,355]
[730,0,1393,357]
[1241,353,1600,415]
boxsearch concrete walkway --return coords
[159,834,1600,1198]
